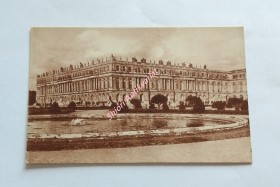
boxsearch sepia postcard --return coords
[26,27,252,164]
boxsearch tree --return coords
[185,96,205,113]
[212,101,226,111]
[50,101,61,113]
[151,94,168,109]
[68,101,76,112]
[130,98,142,109]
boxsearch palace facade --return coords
[35,55,247,108]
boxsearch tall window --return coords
[129,78,132,89]
[116,77,119,90]
[107,78,110,89]
[122,78,126,89]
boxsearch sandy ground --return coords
[26,137,252,164]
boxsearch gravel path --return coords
[27,137,251,164]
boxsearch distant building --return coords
[35,55,247,107]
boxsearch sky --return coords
[29,27,246,90]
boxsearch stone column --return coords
[148,78,152,90]
[125,78,129,90]
[158,79,161,90]
[132,77,136,88]
[109,77,112,90]
[119,77,123,90]
[96,78,99,90]
[89,79,91,90]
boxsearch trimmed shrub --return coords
[226,98,242,108]
[212,101,226,111]
[50,101,61,113]
[162,102,169,111]
[28,91,36,106]
[119,101,129,113]
[149,103,155,109]
[110,101,129,113]
[193,101,205,113]
[186,96,205,113]
[179,101,186,110]
[151,94,168,109]
[130,98,142,109]
[68,101,76,112]
[241,100,248,111]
